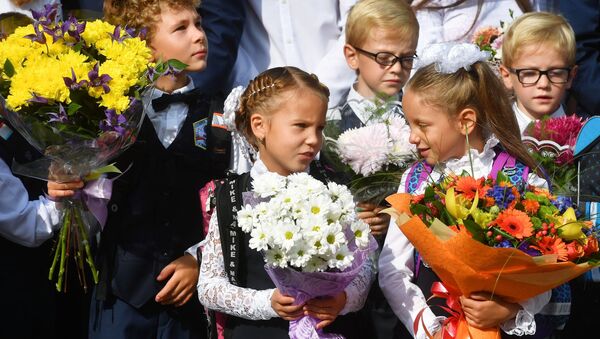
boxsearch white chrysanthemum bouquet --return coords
[238,172,372,272]
[238,172,376,338]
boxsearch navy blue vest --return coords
[97,93,230,308]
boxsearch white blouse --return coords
[379,137,551,338]
[414,0,524,56]
[197,158,375,320]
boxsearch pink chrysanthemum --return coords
[525,116,584,147]
[337,124,391,176]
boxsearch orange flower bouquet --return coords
[385,172,600,338]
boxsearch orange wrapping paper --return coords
[386,193,598,339]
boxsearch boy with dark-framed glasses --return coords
[500,12,578,136]
[324,1,419,338]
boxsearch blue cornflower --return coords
[487,185,516,209]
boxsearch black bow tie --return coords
[151,88,202,112]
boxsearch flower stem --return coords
[48,209,70,281]
[73,205,99,284]
[56,207,71,292]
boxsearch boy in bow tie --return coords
[89,1,230,338]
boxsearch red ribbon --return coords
[414,282,465,339]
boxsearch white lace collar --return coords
[435,136,499,178]
[249,154,310,180]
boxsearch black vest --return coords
[97,93,230,308]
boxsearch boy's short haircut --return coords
[345,0,419,48]
[103,0,200,41]
[502,12,576,68]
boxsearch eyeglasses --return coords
[509,68,572,85]
[353,47,417,69]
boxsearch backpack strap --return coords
[490,151,529,186]
[216,172,251,287]
[405,160,432,194]
[405,160,432,279]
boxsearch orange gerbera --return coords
[522,199,540,214]
[584,235,599,256]
[455,176,484,200]
[412,194,425,204]
[531,186,554,199]
[533,236,568,261]
[494,209,533,239]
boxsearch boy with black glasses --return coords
[325,0,419,338]
[500,12,578,135]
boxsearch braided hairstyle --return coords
[235,66,330,148]
[405,61,538,171]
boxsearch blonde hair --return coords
[346,0,419,47]
[406,61,537,170]
[502,12,576,68]
[103,0,200,41]
[235,67,330,148]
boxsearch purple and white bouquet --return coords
[0,5,177,292]
[238,172,376,338]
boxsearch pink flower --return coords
[525,116,584,147]
[337,124,392,176]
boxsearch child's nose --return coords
[193,26,206,43]
[536,73,551,88]
[408,130,420,145]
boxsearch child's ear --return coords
[250,113,267,141]
[499,65,514,91]
[566,65,578,89]
[344,44,359,71]
[457,108,477,136]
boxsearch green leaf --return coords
[67,102,82,116]
[167,59,188,71]
[464,219,486,243]
[424,186,435,201]
[4,59,15,78]
[496,171,510,184]
[410,204,431,218]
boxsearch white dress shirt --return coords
[414,0,524,55]
[327,85,402,124]
[228,0,357,108]
[513,102,566,136]
[0,158,60,247]
[379,136,551,338]
[143,77,195,148]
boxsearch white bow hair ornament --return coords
[417,42,490,74]
[223,86,257,167]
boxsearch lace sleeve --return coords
[340,252,376,314]
[197,211,278,320]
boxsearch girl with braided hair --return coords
[197,66,374,339]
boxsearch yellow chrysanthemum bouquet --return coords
[0,5,177,292]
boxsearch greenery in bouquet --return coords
[471,9,514,74]
[523,115,585,196]
[408,171,599,264]
[0,4,180,292]
[237,172,372,272]
[323,95,416,203]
